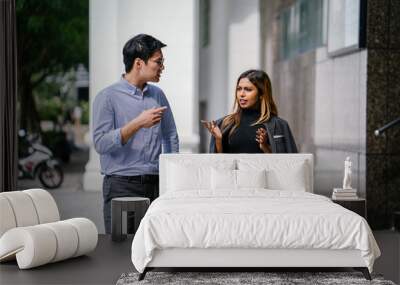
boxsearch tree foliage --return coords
[16,0,88,132]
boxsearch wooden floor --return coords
[0,235,134,285]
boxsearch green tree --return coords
[16,0,88,132]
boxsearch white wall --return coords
[312,48,367,197]
[84,0,120,191]
[199,0,229,118]
[116,0,199,151]
[227,0,261,109]
[84,0,199,191]
[199,0,261,151]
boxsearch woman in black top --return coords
[202,69,297,153]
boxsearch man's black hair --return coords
[123,34,166,73]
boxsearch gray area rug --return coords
[116,271,396,285]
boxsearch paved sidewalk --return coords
[17,149,105,233]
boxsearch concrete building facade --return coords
[262,0,400,229]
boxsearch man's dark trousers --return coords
[103,175,159,234]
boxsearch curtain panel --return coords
[0,0,18,192]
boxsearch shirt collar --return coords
[120,75,148,96]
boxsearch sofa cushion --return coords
[23,189,60,223]
[0,189,59,237]
[0,225,57,269]
[64,218,98,257]
[1,191,39,227]
[42,221,79,262]
[0,196,17,237]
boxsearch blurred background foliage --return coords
[16,0,89,132]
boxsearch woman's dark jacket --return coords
[209,115,298,153]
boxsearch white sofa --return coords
[0,189,98,269]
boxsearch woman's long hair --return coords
[221,69,278,138]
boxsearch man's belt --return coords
[106,174,159,184]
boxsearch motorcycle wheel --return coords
[38,165,64,189]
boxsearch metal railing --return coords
[374,117,400,136]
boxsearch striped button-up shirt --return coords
[92,78,179,176]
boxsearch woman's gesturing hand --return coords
[256,128,271,153]
[201,120,222,140]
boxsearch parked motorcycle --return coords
[18,130,64,189]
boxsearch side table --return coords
[332,198,366,218]
[111,197,150,242]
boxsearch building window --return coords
[327,0,366,56]
[280,0,324,60]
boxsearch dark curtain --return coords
[0,0,18,192]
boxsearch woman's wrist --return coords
[260,143,271,153]
[215,138,223,153]
[215,138,223,148]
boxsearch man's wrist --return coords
[121,118,143,144]
[133,116,144,129]
[120,127,127,145]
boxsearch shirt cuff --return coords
[114,128,123,146]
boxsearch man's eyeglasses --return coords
[150,58,165,66]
